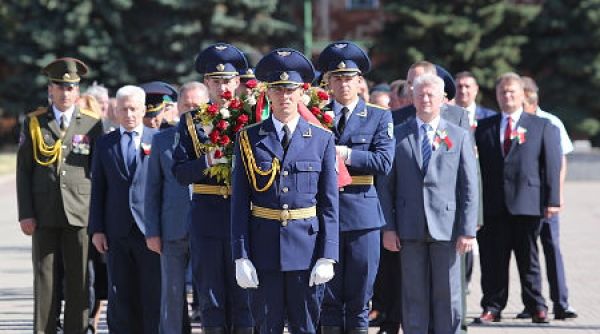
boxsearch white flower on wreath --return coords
[302,94,311,106]
[325,110,335,119]
[219,107,231,119]
[245,95,257,106]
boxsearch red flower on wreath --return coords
[302,83,311,90]
[214,149,224,159]
[220,91,233,100]
[216,120,229,131]
[237,114,249,125]
[317,91,329,101]
[219,134,231,146]
[209,130,221,144]
[322,113,333,124]
[229,99,243,110]
[310,107,321,116]
[245,79,258,89]
[207,104,219,116]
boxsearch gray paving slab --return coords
[1,174,599,333]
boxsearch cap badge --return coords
[215,45,228,51]
[280,72,289,81]
[216,63,225,72]
[338,61,347,69]
[246,68,254,75]
[334,43,348,49]
[277,51,291,57]
[63,73,72,80]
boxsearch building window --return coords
[346,0,379,10]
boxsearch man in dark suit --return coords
[89,85,161,334]
[315,41,395,334]
[455,71,496,130]
[17,57,103,334]
[378,73,478,334]
[231,48,339,334]
[474,72,561,324]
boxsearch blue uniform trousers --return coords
[321,229,380,329]
[160,237,191,334]
[539,215,569,311]
[251,270,325,334]
[190,234,253,328]
[106,226,161,334]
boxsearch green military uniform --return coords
[16,58,103,334]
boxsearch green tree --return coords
[0,0,299,116]
[372,1,540,108]
[523,0,600,138]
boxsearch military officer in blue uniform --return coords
[316,41,395,334]
[172,43,253,334]
[230,48,339,334]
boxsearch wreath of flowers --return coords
[193,80,266,184]
[301,83,335,128]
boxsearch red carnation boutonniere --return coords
[141,143,152,156]
[433,130,453,150]
[511,126,527,144]
[471,120,478,130]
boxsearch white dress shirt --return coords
[52,105,75,129]
[416,115,441,150]
[499,108,523,144]
[272,114,300,142]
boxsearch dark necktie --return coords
[421,123,432,172]
[503,116,512,156]
[124,131,137,175]
[281,124,291,151]
[59,114,67,135]
[337,107,349,135]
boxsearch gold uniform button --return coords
[61,184,66,188]
[339,187,345,192]
[61,171,66,176]
[282,170,289,176]
[282,204,289,209]
[282,187,289,193]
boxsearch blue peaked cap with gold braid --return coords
[317,41,371,76]
[195,43,248,78]
[255,48,315,88]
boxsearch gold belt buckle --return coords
[219,186,229,199]
[280,209,291,226]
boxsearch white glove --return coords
[309,258,335,287]
[335,145,351,163]
[235,258,259,289]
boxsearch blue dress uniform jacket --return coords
[231,117,339,271]
[171,108,253,328]
[332,98,395,232]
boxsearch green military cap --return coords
[42,57,89,87]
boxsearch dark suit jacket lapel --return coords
[407,118,423,172]
[428,118,448,169]
[282,117,309,165]
[257,117,284,162]
[111,131,128,178]
[339,98,366,143]
[132,127,153,181]
[488,114,504,161]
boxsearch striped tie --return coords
[421,123,432,172]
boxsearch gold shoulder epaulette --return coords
[28,107,48,118]
[310,123,332,133]
[366,103,387,110]
[79,108,100,119]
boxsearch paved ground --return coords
[1,173,599,333]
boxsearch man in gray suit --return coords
[378,73,478,334]
[144,81,208,333]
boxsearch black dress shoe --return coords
[474,310,501,324]
[555,306,578,320]
[369,310,386,327]
[532,310,550,324]
[516,309,532,319]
